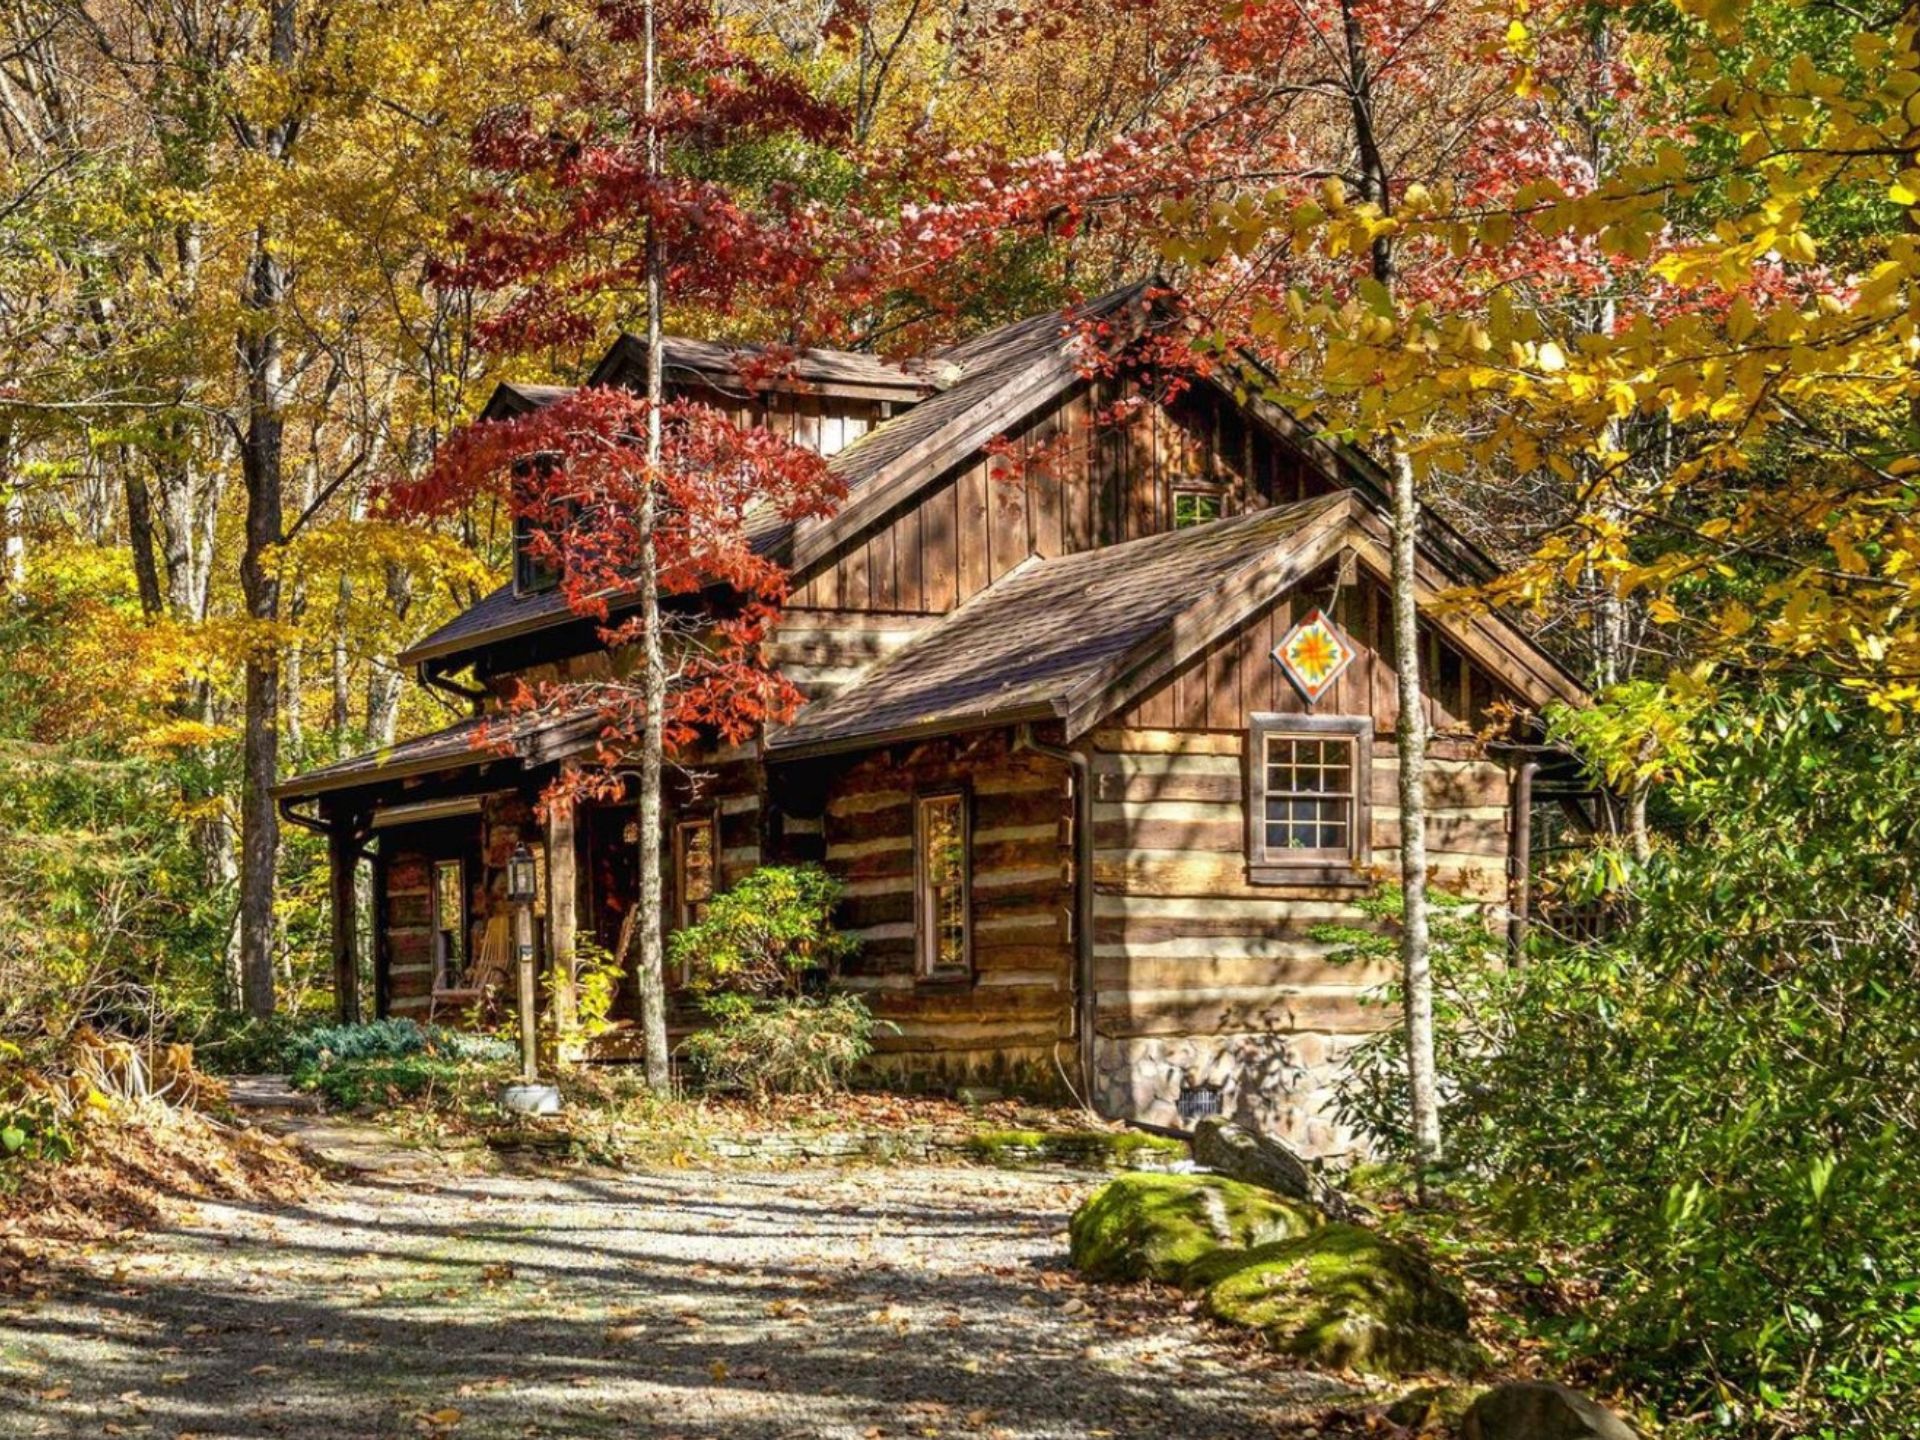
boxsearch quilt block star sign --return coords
[1273,607,1355,704]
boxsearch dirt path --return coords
[1,1143,1356,1439]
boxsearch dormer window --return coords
[1173,486,1225,529]
[511,455,571,596]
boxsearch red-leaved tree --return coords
[392,0,859,1088]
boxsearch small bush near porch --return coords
[670,865,879,1098]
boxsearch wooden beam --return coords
[328,822,361,1024]
[547,789,580,1059]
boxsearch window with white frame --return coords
[1247,714,1371,884]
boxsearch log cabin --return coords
[276,282,1585,1156]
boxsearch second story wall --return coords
[787,377,1335,614]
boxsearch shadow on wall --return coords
[1094,1028,1363,1157]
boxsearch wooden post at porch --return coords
[547,791,579,1058]
[327,819,361,1024]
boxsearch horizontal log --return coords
[1370,760,1510,809]
[1094,952,1391,991]
[872,1022,1068,1054]
[1093,818,1243,853]
[1093,893,1366,924]
[1095,986,1395,1038]
[1092,750,1242,780]
[1372,814,1510,856]
[1094,853,1378,901]
[1093,728,1243,756]
[1095,770,1241,804]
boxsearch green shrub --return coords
[0,1091,78,1177]
[1310,884,1505,1158]
[302,1054,483,1111]
[670,865,876,1096]
[1381,684,1920,1436]
[668,863,856,998]
[285,1018,511,1072]
[681,993,877,1098]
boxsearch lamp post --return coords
[499,845,559,1115]
[506,844,539,1081]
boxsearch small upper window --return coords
[511,455,571,596]
[915,792,970,979]
[513,513,564,595]
[1248,715,1371,884]
[1173,488,1224,529]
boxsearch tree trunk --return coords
[0,424,19,596]
[237,231,287,1018]
[235,0,299,1020]
[124,465,164,618]
[1340,0,1440,1169]
[633,0,672,1093]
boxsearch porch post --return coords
[327,818,361,1023]
[547,785,579,1057]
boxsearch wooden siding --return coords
[1114,569,1497,737]
[669,381,889,459]
[1089,725,1511,1154]
[818,728,1075,1090]
[789,378,1328,614]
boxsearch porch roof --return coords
[274,706,601,802]
[765,493,1357,758]
[765,489,1588,759]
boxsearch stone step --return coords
[225,1073,324,1115]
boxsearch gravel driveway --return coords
[2,1151,1355,1439]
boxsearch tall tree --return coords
[234,0,302,1016]
[420,0,856,1088]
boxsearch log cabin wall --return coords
[814,728,1076,1092]
[1090,573,1515,1155]
[789,379,1331,614]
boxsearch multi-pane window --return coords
[915,792,970,978]
[1263,736,1356,855]
[1248,715,1371,882]
[674,816,717,931]
[432,859,466,987]
[1172,488,1224,529]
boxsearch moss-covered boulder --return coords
[1201,1223,1483,1376]
[1068,1172,1320,1284]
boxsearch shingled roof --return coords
[274,706,603,800]
[767,493,1359,757]
[402,286,1155,669]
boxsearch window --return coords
[513,512,563,594]
[1248,715,1371,885]
[432,859,466,986]
[914,792,970,979]
[674,815,717,931]
[511,455,572,596]
[1173,488,1224,529]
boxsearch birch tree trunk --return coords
[1339,0,1441,1168]
[632,0,672,1093]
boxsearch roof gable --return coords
[767,492,1583,759]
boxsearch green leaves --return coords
[1402,680,1920,1435]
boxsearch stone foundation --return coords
[1091,1030,1369,1158]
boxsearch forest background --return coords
[4,0,1920,1433]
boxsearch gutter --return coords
[1017,724,1102,1117]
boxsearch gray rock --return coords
[1463,1381,1640,1440]
[1192,1117,1352,1216]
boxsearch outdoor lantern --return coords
[506,844,538,904]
